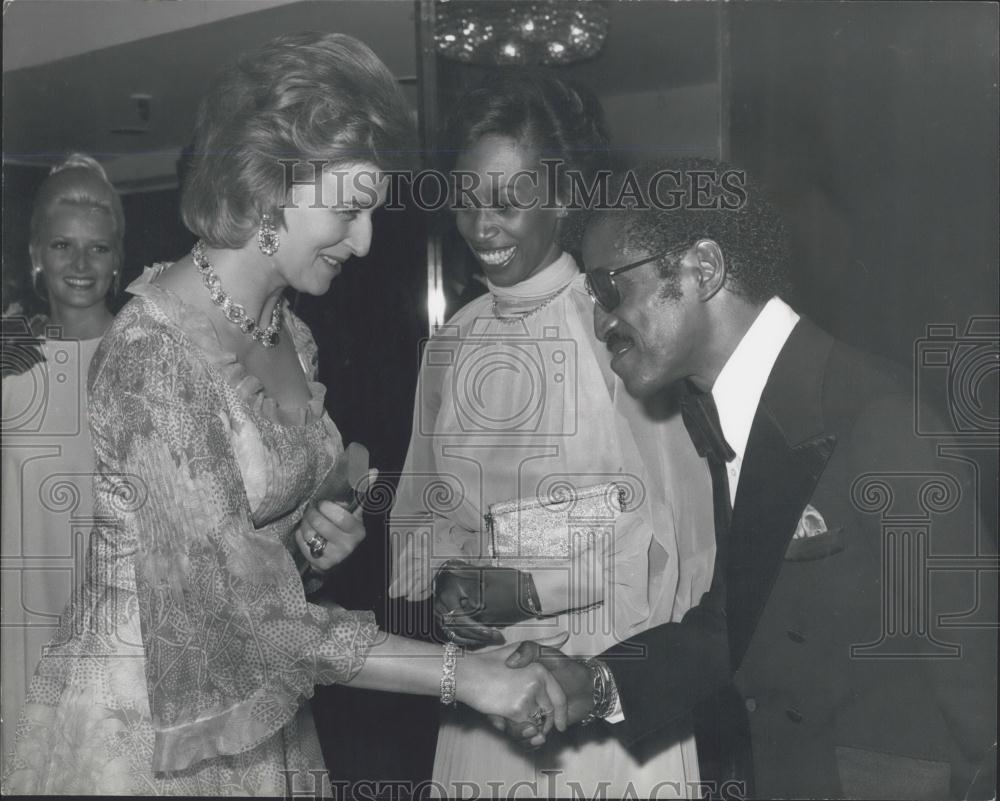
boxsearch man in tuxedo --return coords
[502,158,997,799]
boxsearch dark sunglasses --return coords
[585,243,691,312]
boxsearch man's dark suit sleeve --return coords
[599,581,732,746]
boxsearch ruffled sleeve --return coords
[87,299,377,773]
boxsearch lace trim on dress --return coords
[126,264,327,428]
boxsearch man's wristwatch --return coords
[579,658,619,725]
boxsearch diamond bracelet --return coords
[440,642,460,706]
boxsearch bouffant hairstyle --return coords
[30,153,125,262]
[600,157,791,304]
[181,32,414,248]
[443,70,610,249]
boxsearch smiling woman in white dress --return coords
[1,154,124,760]
[390,72,716,799]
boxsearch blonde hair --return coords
[29,153,125,260]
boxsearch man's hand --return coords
[488,641,595,744]
[434,563,539,647]
[459,634,570,748]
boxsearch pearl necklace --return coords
[192,241,283,348]
[491,283,571,324]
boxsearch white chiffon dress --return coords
[2,330,104,760]
[391,254,716,799]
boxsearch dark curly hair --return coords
[598,157,791,304]
[181,32,414,248]
[443,70,610,251]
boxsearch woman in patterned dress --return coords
[1,33,567,796]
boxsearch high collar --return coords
[486,252,579,303]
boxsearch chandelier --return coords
[434,1,610,66]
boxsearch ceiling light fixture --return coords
[435,0,609,67]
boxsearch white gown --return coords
[391,254,716,799]
[1,332,103,760]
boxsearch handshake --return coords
[434,561,618,747]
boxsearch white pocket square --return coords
[793,504,828,539]
[786,504,845,561]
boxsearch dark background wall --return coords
[725,1,999,567]
[728,1,998,368]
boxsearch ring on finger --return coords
[306,534,327,558]
[529,709,546,726]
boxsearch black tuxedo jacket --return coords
[603,318,997,799]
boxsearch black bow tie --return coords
[680,389,736,465]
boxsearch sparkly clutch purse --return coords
[485,483,627,568]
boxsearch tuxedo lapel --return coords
[725,319,838,667]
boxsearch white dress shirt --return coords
[711,296,800,505]
[604,296,799,723]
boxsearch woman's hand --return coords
[434,562,505,647]
[455,633,570,746]
[435,563,540,647]
[294,499,366,572]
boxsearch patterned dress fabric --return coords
[1,267,377,795]
[2,328,103,759]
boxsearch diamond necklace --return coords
[491,283,571,324]
[192,240,283,348]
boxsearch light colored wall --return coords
[2,0,304,71]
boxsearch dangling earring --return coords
[31,266,46,299]
[111,269,121,297]
[258,213,280,256]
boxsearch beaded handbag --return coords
[485,482,626,568]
